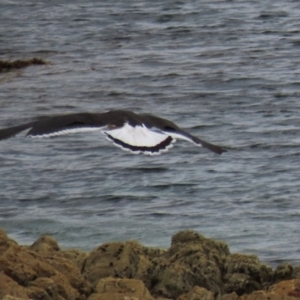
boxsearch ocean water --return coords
[1,0,300,267]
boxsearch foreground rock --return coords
[0,228,299,300]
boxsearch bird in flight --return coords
[0,110,226,155]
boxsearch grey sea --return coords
[1,0,300,267]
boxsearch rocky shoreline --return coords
[0,228,299,300]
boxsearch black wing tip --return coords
[216,147,227,155]
[192,136,227,155]
[204,143,227,155]
[0,123,33,141]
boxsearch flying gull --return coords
[0,110,226,155]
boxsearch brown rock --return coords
[2,296,29,300]
[240,290,297,300]
[83,241,152,287]
[222,283,300,300]
[5,228,300,300]
[149,230,228,298]
[141,247,166,259]
[27,277,59,300]
[30,235,88,280]
[0,246,81,299]
[268,279,300,298]
[177,286,214,300]
[60,249,88,271]
[87,277,154,300]
[0,232,90,300]
[0,273,28,300]
[88,295,142,300]
[0,229,18,256]
[222,292,238,300]
[42,254,90,295]
[83,230,275,299]
[30,235,60,253]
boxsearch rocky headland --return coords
[0,228,299,300]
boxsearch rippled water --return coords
[1,0,300,266]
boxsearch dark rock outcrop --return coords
[0,228,298,300]
[223,253,273,295]
[0,58,48,72]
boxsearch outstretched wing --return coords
[162,130,225,155]
[0,122,34,140]
[27,113,107,137]
[139,114,226,155]
[0,111,176,155]
[0,113,108,140]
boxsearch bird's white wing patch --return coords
[105,123,166,147]
[28,127,104,138]
[103,123,176,155]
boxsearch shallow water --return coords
[1,0,300,266]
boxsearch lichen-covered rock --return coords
[30,235,60,253]
[27,277,60,300]
[82,241,152,287]
[171,230,230,257]
[177,286,214,300]
[223,253,273,295]
[292,266,300,280]
[60,249,88,271]
[273,263,293,282]
[82,230,230,299]
[30,235,88,272]
[0,273,28,300]
[222,277,300,300]
[222,292,238,300]
[82,230,277,299]
[0,229,18,256]
[2,296,29,300]
[223,273,261,296]
[87,277,154,300]
[148,230,229,298]
[240,290,296,300]
[0,233,91,300]
[3,227,300,300]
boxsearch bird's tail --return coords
[0,122,33,140]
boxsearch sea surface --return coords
[1,0,300,267]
